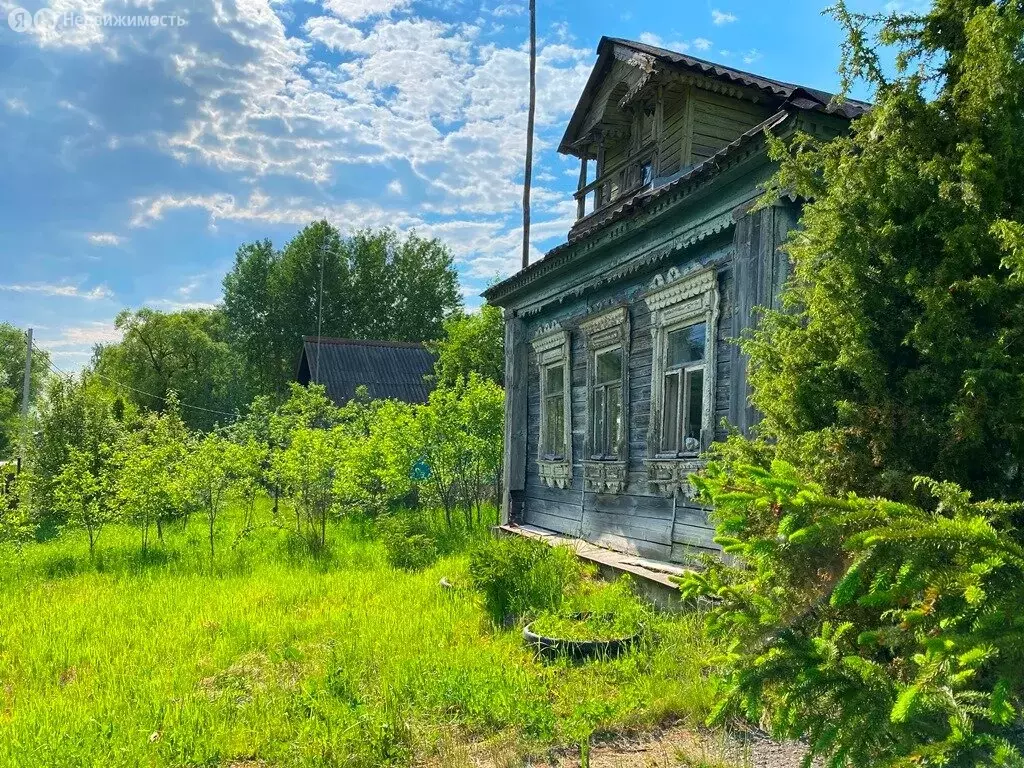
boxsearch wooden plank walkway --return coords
[496,523,696,609]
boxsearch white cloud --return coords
[387,179,403,195]
[322,0,411,21]
[742,49,762,64]
[491,2,525,17]
[640,33,715,55]
[0,282,112,300]
[304,16,364,49]
[639,32,689,53]
[712,9,738,25]
[8,0,595,286]
[86,232,123,246]
[38,322,121,348]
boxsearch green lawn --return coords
[0,504,718,767]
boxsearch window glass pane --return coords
[684,368,704,451]
[666,323,706,368]
[593,387,606,454]
[545,394,564,456]
[544,365,563,396]
[595,348,621,385]
[608,384,622,453]
[662,372,680,452]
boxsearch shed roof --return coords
[296,337,435,405]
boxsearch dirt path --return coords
[426,722,813,768]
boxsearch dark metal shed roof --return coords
[296,337,435,405]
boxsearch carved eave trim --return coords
[645,458,706,497]
[644,266,717,312]
[582,460,629,494]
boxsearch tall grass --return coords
[0,502,719,767]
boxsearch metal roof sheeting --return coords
[297,337,435,405]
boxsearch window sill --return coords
[582,459,628,494]
[645,457,706,498]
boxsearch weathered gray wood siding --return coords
[521,233,737,563]
[690,89,771,162]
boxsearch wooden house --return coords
[483,37,869,564]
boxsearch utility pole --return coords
[521,0,537,270]
[18,328,32,473]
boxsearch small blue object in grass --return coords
[411,458,431,480]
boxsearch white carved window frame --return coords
[645,267,720,463]
[579,306,630,494]
[531,327,573,489]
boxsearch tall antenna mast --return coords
[314,230,327,385]
[521,0,537,270]
[18,328,32,472]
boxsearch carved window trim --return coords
[531,327,572,489]
[644,266,720,495]
[579,305,630,494]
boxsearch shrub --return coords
[379,513,439,572]
[469,535,580,625]
[678,437,1024,767]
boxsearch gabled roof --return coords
[296,337,435,405]
[559,36,870,155]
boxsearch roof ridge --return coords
[301,336,429,349]
[606,36,799,93]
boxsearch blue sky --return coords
[0,0,886,371]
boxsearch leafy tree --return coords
[222,223,462,397]
[93,308,241,432]
[222,239,280,404]
[0,323,49,460]
[273,425,340,549]
[30,374,127,525]
[180,434,264,567]
[415,377,504,528]
[52,446,115,560]
[679,441,1024,767]
[458,375,504,522]
[113,397,188,553]
[748,0,1024,502]
[332,394,419,518]
[431,304,504,388]
[0,470,34,561]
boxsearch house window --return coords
[660,322,706,454]
[531,327,572,489]
[644,267,720,478]
[542,363,566,459]
[591,346,623,458]
[578,306,630,494]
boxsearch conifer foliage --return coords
[679,440,1024,766]
[680,0,1024,763]
[750,0,1024,501]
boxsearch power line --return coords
[30,340,240,421]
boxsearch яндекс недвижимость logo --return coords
[8,6,187,33]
